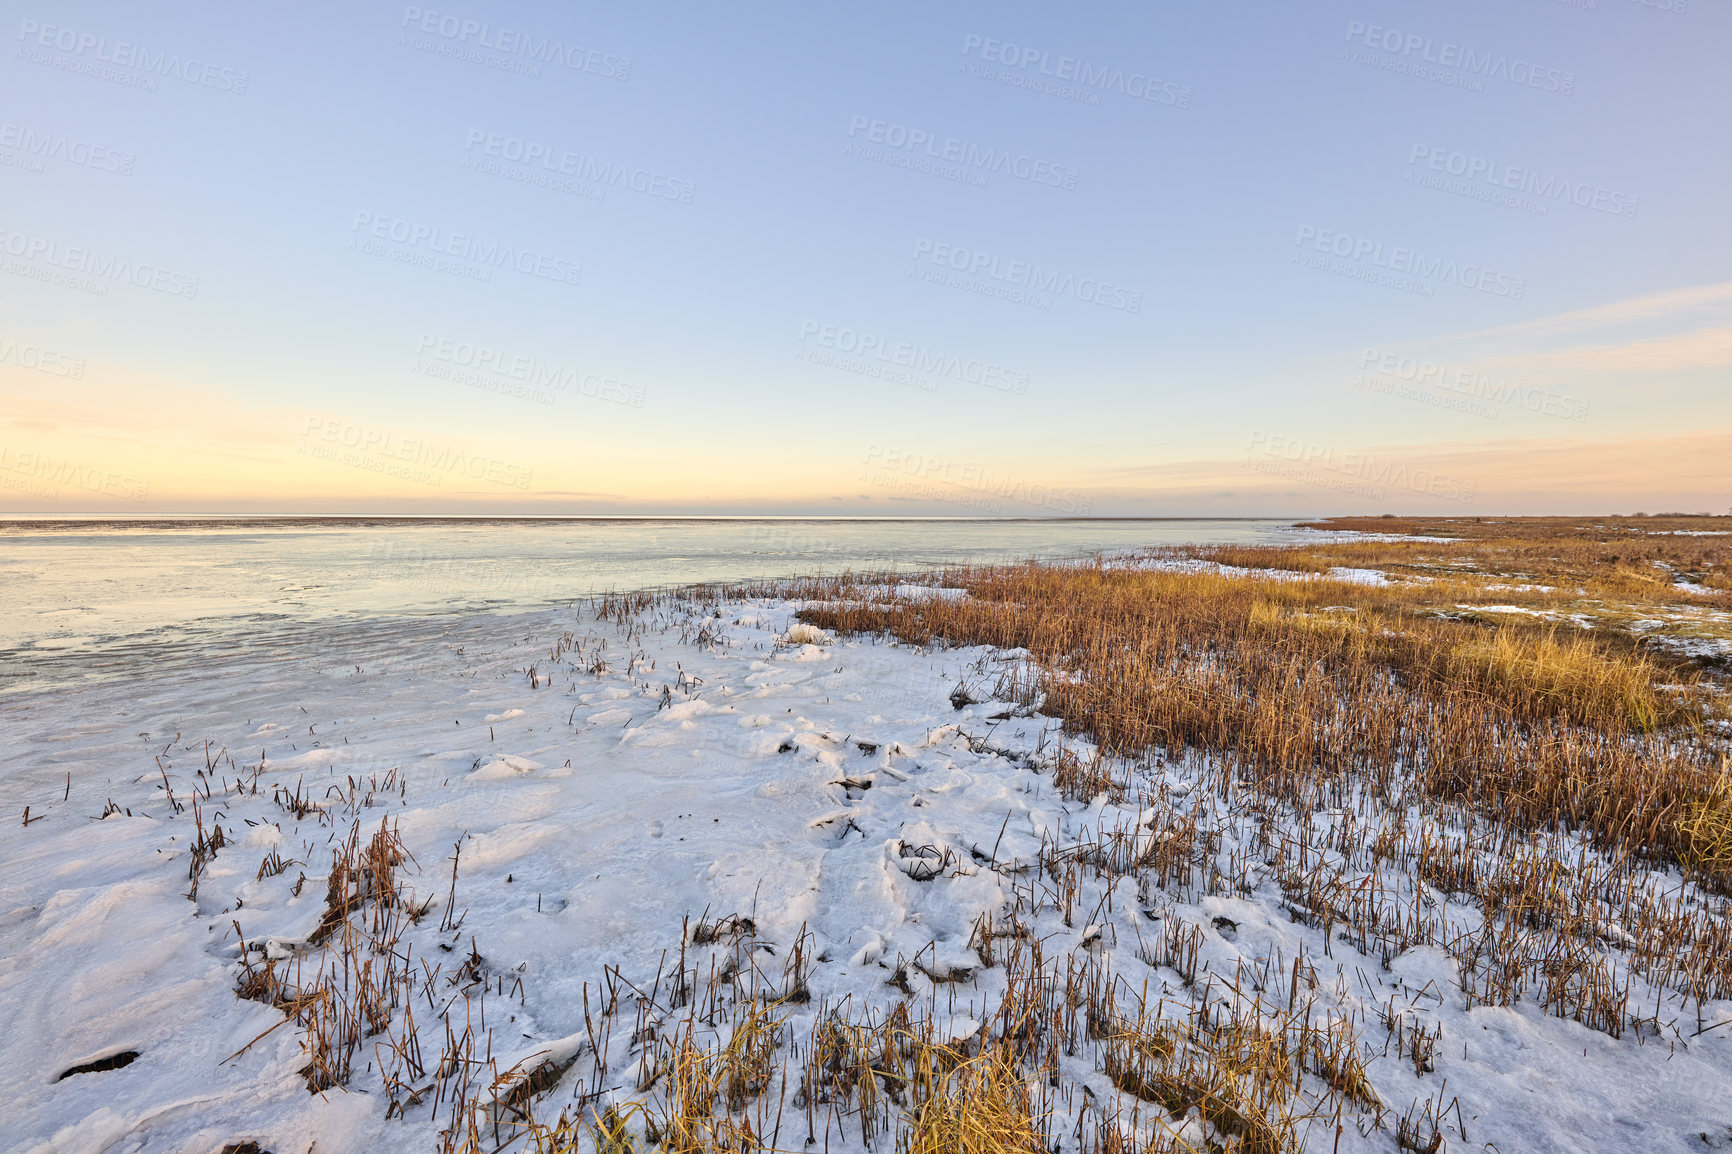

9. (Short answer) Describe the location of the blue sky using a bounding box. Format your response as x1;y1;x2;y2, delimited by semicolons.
2;0;1727;515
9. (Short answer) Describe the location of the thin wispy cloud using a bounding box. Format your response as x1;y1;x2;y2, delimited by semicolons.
1344;281;1732;395
1438;281;1732;346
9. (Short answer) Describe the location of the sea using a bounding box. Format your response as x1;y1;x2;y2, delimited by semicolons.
0;517;1301;692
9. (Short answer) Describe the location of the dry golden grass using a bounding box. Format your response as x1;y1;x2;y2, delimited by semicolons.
1291;513;1732;604
788;537;1724;889
1679;766;1732;876
1437;626;1672;731
904;1045;1046;1154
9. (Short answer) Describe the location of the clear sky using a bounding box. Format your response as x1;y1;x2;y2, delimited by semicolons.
2;0;1727;516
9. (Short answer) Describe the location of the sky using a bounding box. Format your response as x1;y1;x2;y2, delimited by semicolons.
1;0;1727;517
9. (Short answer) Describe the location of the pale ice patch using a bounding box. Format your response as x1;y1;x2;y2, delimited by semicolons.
1327;566;1393;586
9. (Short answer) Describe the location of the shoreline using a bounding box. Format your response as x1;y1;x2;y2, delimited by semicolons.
2;522;1729;1152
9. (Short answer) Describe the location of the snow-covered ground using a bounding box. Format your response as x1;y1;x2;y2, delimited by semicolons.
3;592;1731;1153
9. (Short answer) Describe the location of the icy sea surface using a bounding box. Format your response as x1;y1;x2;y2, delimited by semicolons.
0;517;1294;691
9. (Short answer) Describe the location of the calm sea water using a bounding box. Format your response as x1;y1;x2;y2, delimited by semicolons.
0;517;1298;691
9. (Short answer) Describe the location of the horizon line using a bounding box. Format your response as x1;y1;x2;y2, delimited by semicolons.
0;512;1313;524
